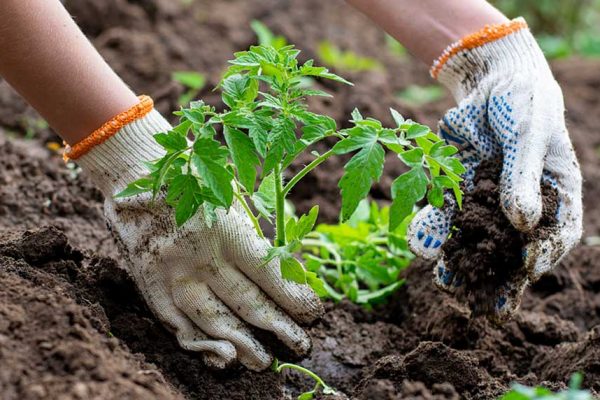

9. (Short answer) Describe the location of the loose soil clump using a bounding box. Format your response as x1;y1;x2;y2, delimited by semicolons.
442;161;559;316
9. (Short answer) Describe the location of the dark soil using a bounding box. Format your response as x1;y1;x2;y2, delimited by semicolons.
442;161;559;316
1;0;600;399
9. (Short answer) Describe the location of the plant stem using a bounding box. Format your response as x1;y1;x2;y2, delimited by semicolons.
274;163;286;247
282;149;335;197
275;363;331;392
233;190;265;240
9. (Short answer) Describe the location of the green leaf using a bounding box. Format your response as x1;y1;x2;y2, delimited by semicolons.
172;71;206;90
297;391;315;400
299;63;353;85
398;148;424;167
397;84;444;107
406;123;430;139
332;126;378;155
295;205;319;240
270;115;296;153
338;140;385;221
350;108;363;122
427;181;444;208
263;142;283;177
356;280;404;304
192;138;233;207
252;172;276;219
175;176;204;226
154;131;188;152
114;177;153;198
280;256;307;284
306;271;327;297
223;126;259;193
221;74;259;107
389;108;405;127
316;41;382;72
389;167;428;231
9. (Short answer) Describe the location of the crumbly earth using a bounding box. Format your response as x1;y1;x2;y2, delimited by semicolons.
442;161;559;316
1;0;600;399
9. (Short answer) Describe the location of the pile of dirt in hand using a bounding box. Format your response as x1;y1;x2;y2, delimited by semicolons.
2;0;600;398
442;161;559;316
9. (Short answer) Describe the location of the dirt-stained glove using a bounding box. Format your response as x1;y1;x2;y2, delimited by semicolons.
69;98;323;371
408;19;583;320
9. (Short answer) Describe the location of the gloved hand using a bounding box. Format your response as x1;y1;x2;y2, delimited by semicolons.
72;100;323;371
408;18;583;320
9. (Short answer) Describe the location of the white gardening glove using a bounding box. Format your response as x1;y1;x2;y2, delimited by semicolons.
74;105;323;371
408;18;582;320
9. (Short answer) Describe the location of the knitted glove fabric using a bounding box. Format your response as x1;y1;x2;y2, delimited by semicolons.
408;19;583;320
73;102;323;371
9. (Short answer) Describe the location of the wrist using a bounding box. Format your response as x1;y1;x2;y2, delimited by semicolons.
431;18;549;100
71;97;171;197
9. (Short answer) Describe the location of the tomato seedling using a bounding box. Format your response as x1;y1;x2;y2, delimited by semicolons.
117;43;465;297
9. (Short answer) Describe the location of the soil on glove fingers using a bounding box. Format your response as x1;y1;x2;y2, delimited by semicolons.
441;161;559;317
1;0;600;399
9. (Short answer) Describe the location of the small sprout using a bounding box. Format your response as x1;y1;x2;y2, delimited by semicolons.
172;71;206;106
397;84;445;107
251;20;288;49
317;41;382;72
500;373;594;400
272;359;337;400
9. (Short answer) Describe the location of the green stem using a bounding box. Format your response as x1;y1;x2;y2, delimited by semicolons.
282;149;335;197
233;190;265;240
275;363;331;391
274;163;286;247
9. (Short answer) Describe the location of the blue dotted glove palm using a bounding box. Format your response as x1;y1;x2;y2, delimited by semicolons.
408;19;583;320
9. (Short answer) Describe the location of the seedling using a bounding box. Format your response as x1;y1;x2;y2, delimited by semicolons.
500;373;595;400
251;20;288;49
303;200;414;305
397;84;445;107
117;44;465;296
172;71;206;106
272;359;336;400
317;40;382;72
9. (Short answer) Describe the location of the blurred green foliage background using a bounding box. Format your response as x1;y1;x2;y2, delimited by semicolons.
492;0;600;58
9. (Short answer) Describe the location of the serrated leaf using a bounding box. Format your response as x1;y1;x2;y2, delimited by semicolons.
192;138;233;207
252;172;276;219
299;64;352;85
306;271;328;297
339;140;385;221
280;256;307;284
154;131;188;153
398;148;424;167
269;116;296;153
224;126;259;193
174;176;204;226
114;177;153;198
427;181;444;208
332;126;378;155
406;124;430;139
389;108;405;127
389;167;428;231
350;108;363;122
263;142;283;177
295;205;319;240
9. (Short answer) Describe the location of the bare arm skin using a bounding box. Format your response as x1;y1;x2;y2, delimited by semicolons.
345;0;509;65
0;0;139;144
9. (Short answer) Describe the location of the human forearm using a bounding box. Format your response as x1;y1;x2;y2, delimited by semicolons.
0;0;139;144
345;0;508;65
